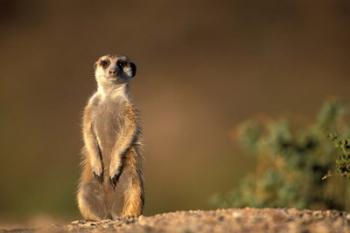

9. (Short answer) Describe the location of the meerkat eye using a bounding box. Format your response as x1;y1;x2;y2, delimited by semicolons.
100;59;110;69
117;60;127;69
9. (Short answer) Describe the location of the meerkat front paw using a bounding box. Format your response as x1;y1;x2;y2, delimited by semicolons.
93;171;104;183
92;162;104;183
109;167;122;189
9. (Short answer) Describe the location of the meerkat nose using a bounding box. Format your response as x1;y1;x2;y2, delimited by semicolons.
109;69;117;75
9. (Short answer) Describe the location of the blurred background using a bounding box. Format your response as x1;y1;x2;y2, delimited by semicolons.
0;0;350;223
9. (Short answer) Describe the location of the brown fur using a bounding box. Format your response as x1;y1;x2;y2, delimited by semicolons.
77;55;144;220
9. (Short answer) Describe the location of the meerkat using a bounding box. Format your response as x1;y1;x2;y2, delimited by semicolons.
77;54;144;220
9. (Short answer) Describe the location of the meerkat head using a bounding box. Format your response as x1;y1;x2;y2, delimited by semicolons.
94;54;136;87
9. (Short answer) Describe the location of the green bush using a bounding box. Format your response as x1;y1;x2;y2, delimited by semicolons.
329;134;350;179
211;101;350;210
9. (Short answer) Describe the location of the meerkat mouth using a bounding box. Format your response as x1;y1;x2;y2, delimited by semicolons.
108;74;128;84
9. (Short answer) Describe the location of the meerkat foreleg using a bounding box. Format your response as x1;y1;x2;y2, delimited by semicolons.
83;109;104;182
109;114;137;188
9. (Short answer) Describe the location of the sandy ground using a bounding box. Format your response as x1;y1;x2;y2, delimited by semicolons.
1;208;349;233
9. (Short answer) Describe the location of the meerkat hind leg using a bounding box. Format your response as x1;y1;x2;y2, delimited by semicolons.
121;174;144;217
78;180;109;220
110;163;144;218
110;171;143;218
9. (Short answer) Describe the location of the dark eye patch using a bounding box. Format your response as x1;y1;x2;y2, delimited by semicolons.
117;60;127;69
100;59;110;68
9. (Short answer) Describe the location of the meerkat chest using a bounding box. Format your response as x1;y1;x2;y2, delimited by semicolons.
92;98;126;155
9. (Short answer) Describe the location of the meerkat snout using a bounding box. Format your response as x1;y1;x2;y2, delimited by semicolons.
109;67;118;75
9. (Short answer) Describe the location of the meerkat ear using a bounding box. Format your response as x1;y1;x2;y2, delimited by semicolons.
130;62;136;78
93;61;98;70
